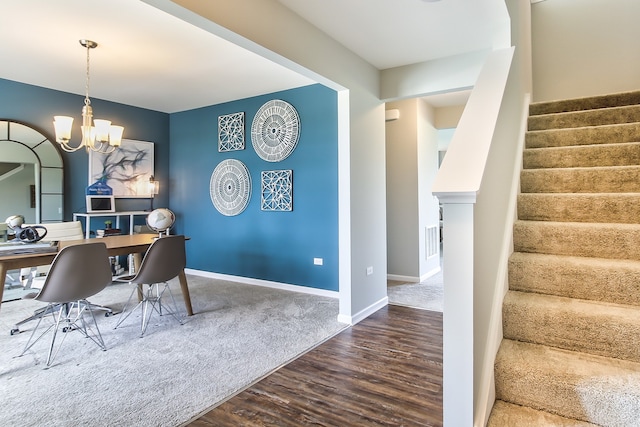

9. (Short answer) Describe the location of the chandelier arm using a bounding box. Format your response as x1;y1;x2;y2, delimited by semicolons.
87;139;116;154
59;140;88;153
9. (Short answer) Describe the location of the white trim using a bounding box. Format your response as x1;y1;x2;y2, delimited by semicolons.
387;265;440;284
184;268;339;299
337;296;388;326
387;274;420;283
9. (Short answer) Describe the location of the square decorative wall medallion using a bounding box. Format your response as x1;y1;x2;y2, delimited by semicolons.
218;112;245;152
261;170;292;211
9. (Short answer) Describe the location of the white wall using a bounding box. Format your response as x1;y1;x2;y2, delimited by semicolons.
385;98;442;282
385;99;420;279
416;99;441;280
532;0;640;101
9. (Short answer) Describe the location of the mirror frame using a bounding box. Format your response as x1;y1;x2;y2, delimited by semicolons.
0;120;64;223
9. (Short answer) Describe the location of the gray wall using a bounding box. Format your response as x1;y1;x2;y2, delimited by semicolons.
532;0;640;101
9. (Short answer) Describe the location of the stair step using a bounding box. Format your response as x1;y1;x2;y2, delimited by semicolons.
509;252;640;306
504;291;640;362
526;122;640;149
520;165;640;193
523;142;640;169
528;104;640;131
513;220;640;260
488;400;598;426
529;90;640;116
495;339;640;425
517;193;640;223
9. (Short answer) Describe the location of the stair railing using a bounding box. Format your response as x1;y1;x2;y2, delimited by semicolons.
432;46;529;427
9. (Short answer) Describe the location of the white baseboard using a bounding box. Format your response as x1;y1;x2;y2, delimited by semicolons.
387;274;419;282
337;296;388;325
388;265;440;284
184;268;339;299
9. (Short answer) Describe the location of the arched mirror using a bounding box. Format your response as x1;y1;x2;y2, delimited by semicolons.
0;120;63;225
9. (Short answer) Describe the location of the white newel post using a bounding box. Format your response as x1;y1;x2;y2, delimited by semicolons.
441;200;475;426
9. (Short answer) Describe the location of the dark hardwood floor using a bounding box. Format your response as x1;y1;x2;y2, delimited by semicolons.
186;305;443;426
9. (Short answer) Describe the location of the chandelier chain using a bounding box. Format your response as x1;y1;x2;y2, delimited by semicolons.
84;42;91;107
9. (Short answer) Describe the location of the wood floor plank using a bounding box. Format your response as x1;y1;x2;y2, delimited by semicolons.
186;305;443;427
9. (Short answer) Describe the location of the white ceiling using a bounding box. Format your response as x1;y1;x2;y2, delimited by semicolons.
0;0;506;114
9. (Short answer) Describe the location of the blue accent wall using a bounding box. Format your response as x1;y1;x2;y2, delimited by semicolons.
0;78;170;230
169;84;339;291
1;78;339;291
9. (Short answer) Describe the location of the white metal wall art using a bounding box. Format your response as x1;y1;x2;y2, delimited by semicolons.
251;99;300;162
261;170;292;211
218;112;245;152
210;159;251;216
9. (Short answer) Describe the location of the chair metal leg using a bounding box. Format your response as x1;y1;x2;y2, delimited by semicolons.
114;281;183;337
20;300;106;367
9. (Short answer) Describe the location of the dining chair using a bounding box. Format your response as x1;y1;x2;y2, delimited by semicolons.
18;241;113;367
113;235;186;337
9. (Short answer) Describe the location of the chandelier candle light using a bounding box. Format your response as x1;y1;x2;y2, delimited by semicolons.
53;39;124;153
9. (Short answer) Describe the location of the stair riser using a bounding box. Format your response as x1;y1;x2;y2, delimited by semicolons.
526;122;640;149
530;91;640;116
521;167;640;193
503;292;640;362
509;253;640;306
517;193;640;224
528;104;640;131
495;340;640;425
523;143;640;169
488;400;598;426
513;221;640;260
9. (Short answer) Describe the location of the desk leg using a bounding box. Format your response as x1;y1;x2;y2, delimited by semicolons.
178;270;194;316
0;263;6;313
133;253;144;302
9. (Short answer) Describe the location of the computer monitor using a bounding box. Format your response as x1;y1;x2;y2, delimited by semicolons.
86;195;116;213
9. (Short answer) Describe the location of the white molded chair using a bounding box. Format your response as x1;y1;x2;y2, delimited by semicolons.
19;242;113;367
114;235;186;337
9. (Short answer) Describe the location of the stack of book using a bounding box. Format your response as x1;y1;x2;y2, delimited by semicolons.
96;228;121;238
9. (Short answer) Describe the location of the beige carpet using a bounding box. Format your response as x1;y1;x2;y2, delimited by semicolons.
488;90;640;426
387;269;443;312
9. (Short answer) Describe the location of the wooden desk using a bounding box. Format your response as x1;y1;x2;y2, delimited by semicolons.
0;234;193;316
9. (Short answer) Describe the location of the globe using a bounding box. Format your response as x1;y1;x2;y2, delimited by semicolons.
146;208;175;236
5;214;25;231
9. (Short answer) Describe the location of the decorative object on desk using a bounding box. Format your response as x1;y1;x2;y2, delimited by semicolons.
52;40;123;154
148;175;159;210
218;111;245;152
210;159;251;216
4;215;47;243
86;179;113;195
261;170;293;211
146;208;175;237
86;194;116;213
88;139;154;197
104;220;112;230
96;228;121;238
251;99;300;162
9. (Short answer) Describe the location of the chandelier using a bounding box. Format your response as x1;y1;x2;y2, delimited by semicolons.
53;39;123;153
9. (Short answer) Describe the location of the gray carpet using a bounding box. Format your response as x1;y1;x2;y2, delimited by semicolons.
0;275;346;426
387;269;444;312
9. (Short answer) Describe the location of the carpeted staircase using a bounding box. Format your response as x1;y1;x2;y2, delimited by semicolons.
487;90;640;426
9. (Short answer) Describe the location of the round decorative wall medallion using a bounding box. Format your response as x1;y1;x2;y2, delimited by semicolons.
251;99;300;162
210;159;251;216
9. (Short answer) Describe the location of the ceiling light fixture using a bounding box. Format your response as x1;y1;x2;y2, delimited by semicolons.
53;39;123;153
